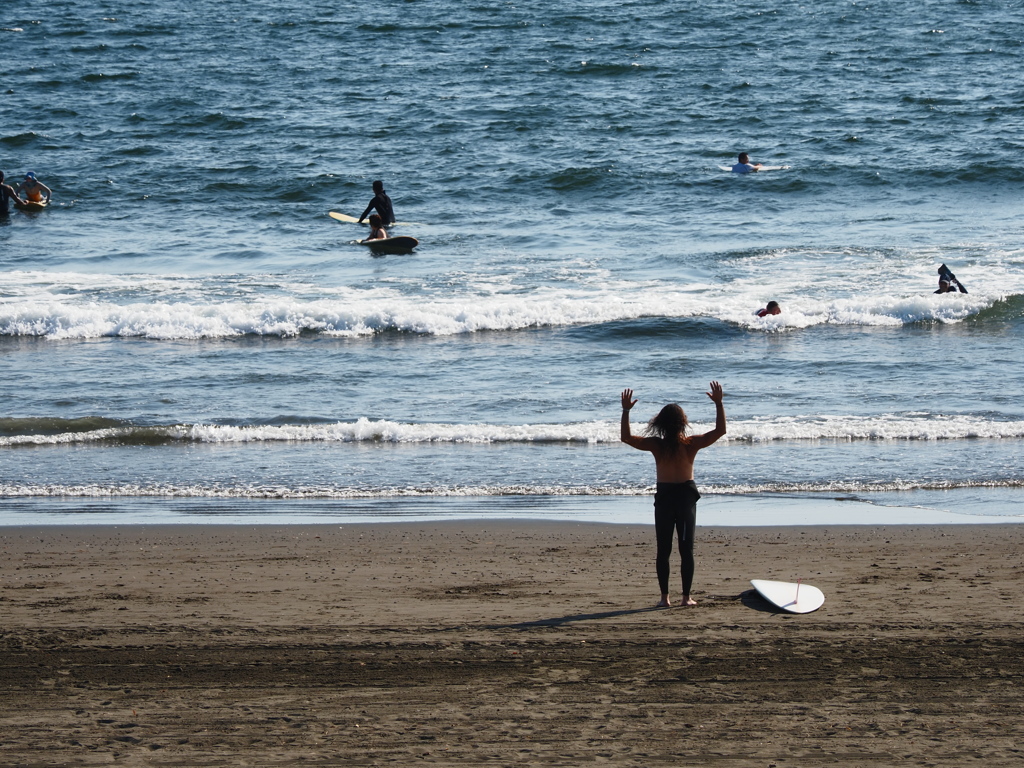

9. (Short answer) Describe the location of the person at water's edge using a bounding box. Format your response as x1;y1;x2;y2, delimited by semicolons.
358;180;395;225
620;382;726;607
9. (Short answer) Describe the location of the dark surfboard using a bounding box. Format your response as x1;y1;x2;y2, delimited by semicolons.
361;236;419;253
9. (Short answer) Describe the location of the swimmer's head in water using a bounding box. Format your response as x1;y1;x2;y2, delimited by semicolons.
766;301;779;311
372;180;384;193
646;403;689;451
738;153;749;163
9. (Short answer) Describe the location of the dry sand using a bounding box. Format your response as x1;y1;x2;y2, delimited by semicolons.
2;520;1023;766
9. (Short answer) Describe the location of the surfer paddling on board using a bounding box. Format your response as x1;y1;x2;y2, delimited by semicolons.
357;180;395;226
0;171;28;216
362;214;388;242
620;382;726;608
16;171;51;204
731;153;762;174
935;264;967;294
757;301;781;317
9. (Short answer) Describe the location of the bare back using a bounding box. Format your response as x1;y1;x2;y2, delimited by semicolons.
648;439;700;482
619;383;726;482
626;434;719;482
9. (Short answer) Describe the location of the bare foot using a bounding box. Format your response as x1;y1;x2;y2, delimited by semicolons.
657;597;672;608
681;596;697;606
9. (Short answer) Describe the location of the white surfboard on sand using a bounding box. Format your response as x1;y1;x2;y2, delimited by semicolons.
718;165;791;172
750;579;825;614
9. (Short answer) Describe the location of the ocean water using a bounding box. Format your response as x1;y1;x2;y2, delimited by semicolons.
2;0;1023;525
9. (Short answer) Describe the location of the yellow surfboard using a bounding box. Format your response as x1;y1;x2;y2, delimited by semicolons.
15;199;49;212
329;211;420;226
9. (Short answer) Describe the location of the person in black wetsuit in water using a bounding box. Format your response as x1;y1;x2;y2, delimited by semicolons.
620;382;727;608
934;264;967;294
357;180;395;226
0;171;27;216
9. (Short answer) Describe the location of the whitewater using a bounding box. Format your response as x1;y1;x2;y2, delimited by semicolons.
2;0;1023;524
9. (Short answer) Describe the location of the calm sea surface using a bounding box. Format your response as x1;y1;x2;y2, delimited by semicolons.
2;0;1023;524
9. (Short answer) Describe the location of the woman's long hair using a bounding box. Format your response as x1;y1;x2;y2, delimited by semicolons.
645;403;689;453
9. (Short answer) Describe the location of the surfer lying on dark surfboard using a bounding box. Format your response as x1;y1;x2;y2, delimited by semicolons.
362;214;388;242
935;264;967;294
620;382;726;608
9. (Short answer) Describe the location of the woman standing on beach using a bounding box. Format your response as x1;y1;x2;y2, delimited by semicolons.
620;382;726;608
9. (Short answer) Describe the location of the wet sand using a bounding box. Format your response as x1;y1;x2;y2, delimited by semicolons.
2;521;1023;766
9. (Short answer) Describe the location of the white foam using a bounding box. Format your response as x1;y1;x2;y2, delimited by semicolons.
1;477;1022;500
728;413;1024;442
0;290;1008;339
3;414;1024;447
0;266;1016;339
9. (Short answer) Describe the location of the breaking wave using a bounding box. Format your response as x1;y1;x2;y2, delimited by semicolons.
0;271;1011;339
3;477;1024;499
4;414;1024;447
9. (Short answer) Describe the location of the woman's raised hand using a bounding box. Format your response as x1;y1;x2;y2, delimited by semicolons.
621;388;637;411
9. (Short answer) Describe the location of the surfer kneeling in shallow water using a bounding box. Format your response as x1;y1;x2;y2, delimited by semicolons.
17;171;51;204
362;214;388;242
620;382;726;608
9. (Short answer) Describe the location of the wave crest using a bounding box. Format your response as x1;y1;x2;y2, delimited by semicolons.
3;414;1024;447
2;477;1023;499
0;291;1011;340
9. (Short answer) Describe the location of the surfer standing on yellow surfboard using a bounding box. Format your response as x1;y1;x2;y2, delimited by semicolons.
17;171;51;204
0;171;28;215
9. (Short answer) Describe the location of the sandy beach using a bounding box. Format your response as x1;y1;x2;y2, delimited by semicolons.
2;520;1023;766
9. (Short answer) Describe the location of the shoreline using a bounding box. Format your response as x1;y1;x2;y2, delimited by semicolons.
3;521;1023;765
1;489;1021;527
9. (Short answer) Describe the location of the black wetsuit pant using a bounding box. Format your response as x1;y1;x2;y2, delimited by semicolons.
654;481;700;597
